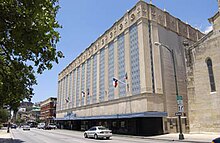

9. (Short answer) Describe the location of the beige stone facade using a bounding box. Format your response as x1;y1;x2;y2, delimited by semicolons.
186;2;220;133
57;1;202;134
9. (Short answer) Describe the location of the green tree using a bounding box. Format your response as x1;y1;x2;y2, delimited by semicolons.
0;0;64;108
0;108;9;124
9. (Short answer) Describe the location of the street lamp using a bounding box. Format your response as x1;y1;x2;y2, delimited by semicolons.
154;42;184;140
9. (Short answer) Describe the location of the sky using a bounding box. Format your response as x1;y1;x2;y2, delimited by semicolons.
32;0;218;103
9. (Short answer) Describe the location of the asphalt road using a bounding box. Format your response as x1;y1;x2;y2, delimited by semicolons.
10;128;192;143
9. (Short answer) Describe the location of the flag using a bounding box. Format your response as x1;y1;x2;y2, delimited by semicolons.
82;91;85;97
87;88;90;96
65;97;70;103
113;78;118;88
124;72;128;80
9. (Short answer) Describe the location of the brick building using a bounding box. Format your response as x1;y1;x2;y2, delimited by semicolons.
40;97;57;123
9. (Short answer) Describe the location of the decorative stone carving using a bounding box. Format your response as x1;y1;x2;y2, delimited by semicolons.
124;18;128;24
119;23;123;31
114;27;117;36
137;7;141;17
110;32;113;38
130;14;135;22
166;13;177;33
188;26;197;41
150;6;157;21
157;9;165;26
105;35;108;42
178;20;188;38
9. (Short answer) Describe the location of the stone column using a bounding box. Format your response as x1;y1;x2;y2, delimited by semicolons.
96;51;100;103
124;29;131;96
84;61;87;106
137;19;147;93
104;46;109;101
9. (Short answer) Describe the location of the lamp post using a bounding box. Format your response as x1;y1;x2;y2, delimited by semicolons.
154;42;184;140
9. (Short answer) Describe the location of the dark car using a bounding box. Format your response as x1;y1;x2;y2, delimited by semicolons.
212;137;220;143
11;124;17;129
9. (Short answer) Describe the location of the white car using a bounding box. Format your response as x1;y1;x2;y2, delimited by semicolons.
23;125;30;131
84;126;112;139
45;123;57;130
37;123;45;129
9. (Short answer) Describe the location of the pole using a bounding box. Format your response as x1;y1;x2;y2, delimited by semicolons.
171;49;184;140
154;42;184;140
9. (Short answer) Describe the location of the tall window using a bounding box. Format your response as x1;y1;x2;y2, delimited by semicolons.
86;58;91;105
76;67;81;107
118;34;126;97
92;55;97;104
206;58;216;92
108;42;114;100
99;48;105;102
129;24;140;95
81;63;85;106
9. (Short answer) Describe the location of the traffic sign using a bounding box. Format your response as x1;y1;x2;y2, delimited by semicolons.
177;100;183;105
175;112;182;116
178;105;184;113
176;95;183;100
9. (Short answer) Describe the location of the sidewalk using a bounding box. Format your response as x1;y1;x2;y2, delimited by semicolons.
144;133;219;143
0;127;13;143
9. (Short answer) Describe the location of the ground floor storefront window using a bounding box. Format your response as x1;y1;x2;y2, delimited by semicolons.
56;117;163;136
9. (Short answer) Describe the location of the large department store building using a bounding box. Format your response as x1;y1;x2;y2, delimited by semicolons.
56;1;203;135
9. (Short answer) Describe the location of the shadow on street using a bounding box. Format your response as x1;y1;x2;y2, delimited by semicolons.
0;138;24;143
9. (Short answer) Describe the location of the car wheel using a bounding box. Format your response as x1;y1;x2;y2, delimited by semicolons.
106;137;110;140
84;133;88;138
94;134;98;139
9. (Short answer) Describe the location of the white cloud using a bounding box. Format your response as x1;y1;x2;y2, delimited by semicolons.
204;25;213;34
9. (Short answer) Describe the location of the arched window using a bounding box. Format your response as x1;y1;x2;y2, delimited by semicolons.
206;58;216;92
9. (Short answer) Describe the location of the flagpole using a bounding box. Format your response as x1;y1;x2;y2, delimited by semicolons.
113;77;126;85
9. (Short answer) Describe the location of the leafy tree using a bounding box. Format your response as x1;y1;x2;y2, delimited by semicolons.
0;108;9;124
0;0;64;108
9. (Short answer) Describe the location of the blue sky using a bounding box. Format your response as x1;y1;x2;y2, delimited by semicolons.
32;0;218;103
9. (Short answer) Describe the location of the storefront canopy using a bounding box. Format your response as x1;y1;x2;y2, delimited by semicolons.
55;111;167;121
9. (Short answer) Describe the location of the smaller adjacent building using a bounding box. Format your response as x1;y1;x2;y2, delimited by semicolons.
186;1;220;133
40;97;57;123
16;101;34;122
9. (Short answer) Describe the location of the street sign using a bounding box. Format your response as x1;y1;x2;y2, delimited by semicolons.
176;95;183;100
177;100;183;105
175;112;182;116
178;105;184;113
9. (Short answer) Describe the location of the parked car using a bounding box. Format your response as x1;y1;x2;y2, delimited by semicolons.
11;124;17;129
84;126;112;139
37;123;45;129
45;123;57;130
212;137;220;143
23;125;30;131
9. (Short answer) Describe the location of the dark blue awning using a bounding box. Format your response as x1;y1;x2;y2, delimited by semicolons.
55;111;167;121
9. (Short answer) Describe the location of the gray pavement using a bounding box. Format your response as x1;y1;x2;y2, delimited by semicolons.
0;127;219;143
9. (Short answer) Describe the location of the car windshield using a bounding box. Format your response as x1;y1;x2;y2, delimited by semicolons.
98;127;108;130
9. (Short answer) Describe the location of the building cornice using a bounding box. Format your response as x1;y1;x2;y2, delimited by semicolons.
58;1;204;80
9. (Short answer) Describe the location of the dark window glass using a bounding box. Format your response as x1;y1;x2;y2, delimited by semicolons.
206;58;216;92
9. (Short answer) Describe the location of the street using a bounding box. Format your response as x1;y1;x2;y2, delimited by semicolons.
8;128;197;143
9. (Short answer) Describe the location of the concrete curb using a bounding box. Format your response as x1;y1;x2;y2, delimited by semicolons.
143;137;210;143
112;134;210;143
